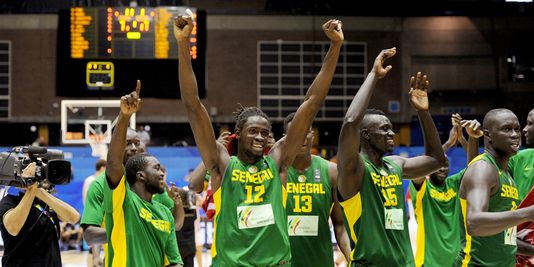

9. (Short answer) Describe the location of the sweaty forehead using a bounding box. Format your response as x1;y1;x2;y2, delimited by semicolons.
364;114;391;129
491;111;519;129
145;156;160;166
243;116;271;130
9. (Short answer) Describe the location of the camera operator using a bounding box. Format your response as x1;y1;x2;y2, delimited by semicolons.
0;162;80;267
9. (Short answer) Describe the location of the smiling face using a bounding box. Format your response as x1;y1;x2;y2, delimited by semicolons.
141;156;166;195
236;115;271;161
362;114;395;154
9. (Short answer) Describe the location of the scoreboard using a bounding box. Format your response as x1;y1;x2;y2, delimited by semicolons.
70;7;198;59
56;6;206;99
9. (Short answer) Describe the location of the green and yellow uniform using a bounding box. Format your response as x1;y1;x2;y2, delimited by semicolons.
509;148;534;200
340;156;414;266
286;155;333;267
409;169;464;267
455;153;519;267
81;172;107;227
103;176;183;267
212;156;291;266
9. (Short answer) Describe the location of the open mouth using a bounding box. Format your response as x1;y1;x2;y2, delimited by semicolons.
510;142;520;151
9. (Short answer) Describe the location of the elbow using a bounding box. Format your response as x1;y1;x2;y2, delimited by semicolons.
466;216;483;236
5;224;21;236
64;211;81;224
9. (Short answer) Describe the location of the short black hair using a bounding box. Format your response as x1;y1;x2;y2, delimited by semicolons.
125;153;152;185
283;112;296;133
233;103;271;131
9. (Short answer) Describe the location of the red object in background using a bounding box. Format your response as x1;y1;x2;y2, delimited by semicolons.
516;186;534;266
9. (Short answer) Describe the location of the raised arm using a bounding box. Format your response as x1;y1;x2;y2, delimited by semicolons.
174;14;228;191
389;72;447;179
336;48;396;200
188;131;232;192
442;117;459;152
462;160;534;236
106;81;141;189
453;113;468;149
271;19;343;177
36;188;80;223
461;119;483;163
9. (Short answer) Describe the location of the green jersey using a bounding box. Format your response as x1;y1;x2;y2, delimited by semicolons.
340;156;414;267
286;155;333;267
81;171;107;227
509;148;534;200
103;176;183;267
455;153;519;267
212;156;291;266
153;190;175;212
409;169;464;267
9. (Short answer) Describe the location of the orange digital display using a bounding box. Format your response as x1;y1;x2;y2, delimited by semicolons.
70;7;199;59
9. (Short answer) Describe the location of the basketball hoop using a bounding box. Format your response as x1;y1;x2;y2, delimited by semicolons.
89;133;108;160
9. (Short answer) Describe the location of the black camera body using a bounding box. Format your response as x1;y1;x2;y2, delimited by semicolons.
0;146;72;188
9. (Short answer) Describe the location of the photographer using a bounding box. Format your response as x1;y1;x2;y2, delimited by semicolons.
0;162;80;267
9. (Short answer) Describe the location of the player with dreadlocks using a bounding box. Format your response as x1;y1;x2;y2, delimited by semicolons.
174;12;344;266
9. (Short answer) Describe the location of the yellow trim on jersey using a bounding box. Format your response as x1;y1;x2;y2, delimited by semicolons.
460;198;472;267
468;153;485;166
110;176;127;267
282;185;287;208
414;180;427;267
339;193;362;261
211;188;222;258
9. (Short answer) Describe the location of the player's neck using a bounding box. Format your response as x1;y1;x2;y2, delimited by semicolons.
237;149;263;165
292;153;312;172
485;146;510;171
131;183;153;202
361;146;384;166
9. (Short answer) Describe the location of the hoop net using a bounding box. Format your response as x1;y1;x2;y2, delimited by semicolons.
89;133;109;160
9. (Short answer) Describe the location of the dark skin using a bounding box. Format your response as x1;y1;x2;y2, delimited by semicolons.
83;130;144;247
458;109;534;241
412;116;482;189
284;122;351;261
524;109;534;147
175;16;343;192
337;47;447;200
104;81;181;267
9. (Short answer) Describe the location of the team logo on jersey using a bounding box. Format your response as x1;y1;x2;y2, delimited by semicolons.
298;175;306;183
314;169;321;182
248;166;258;173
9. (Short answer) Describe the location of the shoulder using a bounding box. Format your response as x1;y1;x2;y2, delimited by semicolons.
464;159;498;184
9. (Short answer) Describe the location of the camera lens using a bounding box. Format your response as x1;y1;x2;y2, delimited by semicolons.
44;160;72;185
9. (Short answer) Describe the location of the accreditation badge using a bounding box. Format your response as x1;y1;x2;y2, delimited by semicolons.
287;215;319;236
384;208;404;230
237;204;275;229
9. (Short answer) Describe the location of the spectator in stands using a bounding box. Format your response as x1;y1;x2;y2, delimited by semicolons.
60;221;84;250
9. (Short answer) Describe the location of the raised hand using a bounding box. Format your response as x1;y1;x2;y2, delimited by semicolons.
173;9;194;41
322;19;344;43
216;131;232;147
165;182;183;208
120;80;141;116
409;72;429;111
461;119;483;138
372;47;396;79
